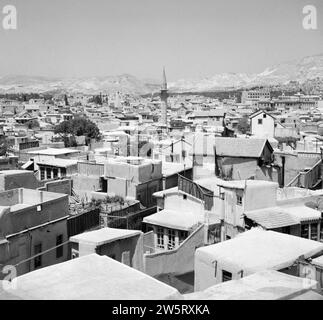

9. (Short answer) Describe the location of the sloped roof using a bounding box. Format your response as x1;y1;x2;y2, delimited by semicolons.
245;207;300;229
312;255;323;268
186;135;273;158
214;137;272;158
245;204;321;229
249;110;276;120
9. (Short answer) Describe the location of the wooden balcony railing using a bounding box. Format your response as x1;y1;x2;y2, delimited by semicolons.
287;159;322;189
178;174;214;211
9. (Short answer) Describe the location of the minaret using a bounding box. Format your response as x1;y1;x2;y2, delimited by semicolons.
160;67;168;127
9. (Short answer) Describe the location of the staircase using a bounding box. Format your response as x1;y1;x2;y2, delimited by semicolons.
286;159;322;189
71;188;81;203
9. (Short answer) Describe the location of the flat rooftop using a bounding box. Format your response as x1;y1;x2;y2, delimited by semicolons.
27;148;80;156
162;163;192;177
185;270;318;300
0;254;182;300
143;209;200;231
153;186;178;198
70;227;142;246
105;156;161;166
0;170;32;176
196;229;323;274
291;291;323;300
0;188;67;211
35;158;78;168
196;177;278;191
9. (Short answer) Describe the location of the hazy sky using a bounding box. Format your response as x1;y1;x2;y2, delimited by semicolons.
1;0;323;81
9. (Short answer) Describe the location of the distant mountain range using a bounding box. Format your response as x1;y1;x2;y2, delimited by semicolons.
0;74;161;95
1;53;323;95
168;53;323;92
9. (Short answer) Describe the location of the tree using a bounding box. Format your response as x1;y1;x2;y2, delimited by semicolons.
89;95;102;105
237;116;250;134
0;136;13;156
26;119;39;130
64;94;69;106
54;117;101;147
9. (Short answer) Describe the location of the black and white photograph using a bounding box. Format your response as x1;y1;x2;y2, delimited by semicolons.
0;0;323;304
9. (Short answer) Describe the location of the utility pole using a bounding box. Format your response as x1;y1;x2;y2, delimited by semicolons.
281;156;286;188
214;146;220;177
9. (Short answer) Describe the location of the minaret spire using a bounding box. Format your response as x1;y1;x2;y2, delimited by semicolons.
160;67;168;128
162;66;167;90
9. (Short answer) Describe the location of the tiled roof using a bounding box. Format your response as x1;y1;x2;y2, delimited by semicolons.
245;207;299;229
245;204;322;229
249;110;276;120
186;134;272;158
214;137;270;158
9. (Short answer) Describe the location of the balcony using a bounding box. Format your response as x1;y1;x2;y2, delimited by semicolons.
178;174;214;211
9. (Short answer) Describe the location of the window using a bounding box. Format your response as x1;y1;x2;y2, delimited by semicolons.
157;227;164;249
258;119;263;125
301;224;309;239
167;229;176;250
311;223;318;241
40;168;45;181
61;168;66;177
320;225;323;242
34;243;42;269
222;270;232;282
179;231;188;245
53;168;58;179
56;235;63;258
236;194;242;206
183;194;187;200
46;168;51;180
263;114;267;118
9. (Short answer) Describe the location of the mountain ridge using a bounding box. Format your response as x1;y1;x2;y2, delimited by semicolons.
1;53;323;94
